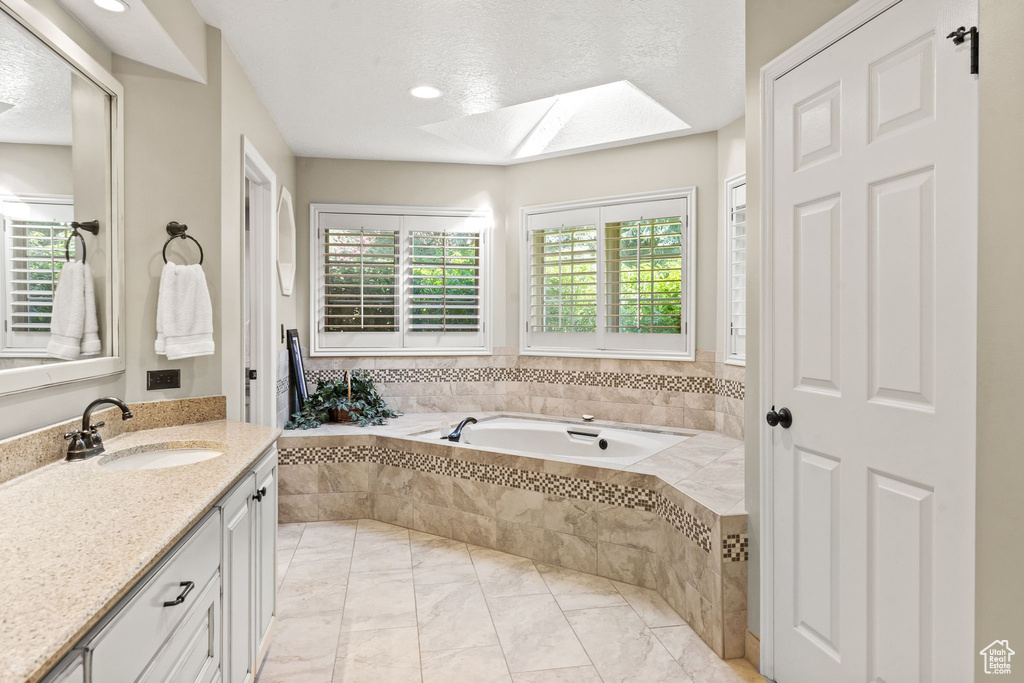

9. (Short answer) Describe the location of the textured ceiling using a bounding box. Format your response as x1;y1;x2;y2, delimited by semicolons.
0;13;74;145
192;0;745;164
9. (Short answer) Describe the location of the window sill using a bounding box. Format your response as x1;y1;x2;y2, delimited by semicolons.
311;347;493;358
520;347;696;363
0;351;50;359
724;357;746;367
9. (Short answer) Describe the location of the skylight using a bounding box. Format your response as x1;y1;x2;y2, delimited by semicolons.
419;81;690;162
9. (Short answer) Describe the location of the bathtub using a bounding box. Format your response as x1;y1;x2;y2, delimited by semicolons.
457;417;686;467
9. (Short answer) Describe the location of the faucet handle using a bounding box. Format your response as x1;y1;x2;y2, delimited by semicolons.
89;421;105;431
64;430;82;440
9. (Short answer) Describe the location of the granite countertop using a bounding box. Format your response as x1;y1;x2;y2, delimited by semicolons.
0;419;281;683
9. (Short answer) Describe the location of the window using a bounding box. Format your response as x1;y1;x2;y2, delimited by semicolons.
1;196;75;356
724;176;746;364
311;205;490;355
523;190;694;360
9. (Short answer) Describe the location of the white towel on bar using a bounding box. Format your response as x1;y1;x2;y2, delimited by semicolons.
46;261;100;360
155;262;215;360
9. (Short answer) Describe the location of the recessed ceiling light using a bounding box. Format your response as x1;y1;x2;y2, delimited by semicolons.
93;0;129;12
409;85;442;99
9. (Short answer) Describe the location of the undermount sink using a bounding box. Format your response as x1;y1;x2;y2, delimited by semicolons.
100;444;226;471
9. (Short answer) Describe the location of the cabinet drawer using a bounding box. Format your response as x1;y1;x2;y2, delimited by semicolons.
141;573;221;683
89;511;221;682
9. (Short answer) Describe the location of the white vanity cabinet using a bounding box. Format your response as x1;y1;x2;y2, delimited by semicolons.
42;447;278;683
222;448;278;683
253;452;278;659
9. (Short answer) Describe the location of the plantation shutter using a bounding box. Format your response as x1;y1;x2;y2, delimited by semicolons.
526;207;600;349
317;212;401;349
726;181;746;362
601;198;687;353
404;215;486;349
2;197;75;352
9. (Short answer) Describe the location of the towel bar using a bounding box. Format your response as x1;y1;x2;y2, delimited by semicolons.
162;221;204;265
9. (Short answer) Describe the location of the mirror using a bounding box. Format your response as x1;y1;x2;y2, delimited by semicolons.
277;185;296;296
0;4;122;390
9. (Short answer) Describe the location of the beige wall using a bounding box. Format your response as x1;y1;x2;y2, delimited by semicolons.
220;38;297;420
112;26;224;405
743;0;860;638
976;0;1024;678
0;143;72;196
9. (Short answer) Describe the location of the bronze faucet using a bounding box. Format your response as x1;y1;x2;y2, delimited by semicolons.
65;397;133;461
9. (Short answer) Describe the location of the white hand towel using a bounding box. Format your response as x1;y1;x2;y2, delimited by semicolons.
80;263;101;356
46;261;86;360
155;262;215;360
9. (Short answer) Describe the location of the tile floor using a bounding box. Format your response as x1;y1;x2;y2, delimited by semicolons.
258;520;764;683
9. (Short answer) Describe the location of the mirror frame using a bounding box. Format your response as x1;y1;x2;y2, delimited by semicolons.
277;185;296;296
0;0;125;397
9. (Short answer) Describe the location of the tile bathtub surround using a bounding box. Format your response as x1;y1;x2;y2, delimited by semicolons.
277;429;749;659
264;519;765;683
0;395;227;486
299;347;746;439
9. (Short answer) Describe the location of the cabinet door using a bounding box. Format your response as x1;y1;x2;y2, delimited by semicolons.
222;473;256;683
253;450;278;661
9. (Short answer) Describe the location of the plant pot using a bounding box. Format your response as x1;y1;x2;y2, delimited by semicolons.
327;407;357;423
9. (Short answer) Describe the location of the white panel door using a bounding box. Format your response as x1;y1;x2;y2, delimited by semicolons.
770;0;977;681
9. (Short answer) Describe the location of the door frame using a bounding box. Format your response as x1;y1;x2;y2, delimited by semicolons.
758;0;907;677
241;138;277;426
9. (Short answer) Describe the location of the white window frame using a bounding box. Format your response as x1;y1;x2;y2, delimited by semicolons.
723;174;747;366
0;194;75;358
520;187;696;361
309;203;492;357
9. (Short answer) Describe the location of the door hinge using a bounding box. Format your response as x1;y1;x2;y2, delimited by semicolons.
248;369;258;380
947;26;979;75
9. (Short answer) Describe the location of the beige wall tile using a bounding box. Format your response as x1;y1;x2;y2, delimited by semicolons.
497;520;547;562
543;495;600;539
544;530;598;574
495;486;545;527
319;462;369;493
280;493;319;523
319;492;372;521
280;463;319;495
413;502;454;538
596;542;658;589
452;478;500;517
597;506;661;553
451;509;498;548
374;493;414;528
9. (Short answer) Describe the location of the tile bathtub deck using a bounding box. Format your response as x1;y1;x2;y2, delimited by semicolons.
283;412;747;516
259;520;764;683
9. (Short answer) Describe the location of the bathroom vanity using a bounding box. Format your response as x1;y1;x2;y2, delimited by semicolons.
0;420;279;683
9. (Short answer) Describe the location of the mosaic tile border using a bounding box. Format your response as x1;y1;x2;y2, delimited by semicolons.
275;377;289;396
722;533;749;562
279;443;714;553
304;367;745;401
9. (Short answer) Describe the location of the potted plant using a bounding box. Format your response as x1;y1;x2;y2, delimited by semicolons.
286;369;400;429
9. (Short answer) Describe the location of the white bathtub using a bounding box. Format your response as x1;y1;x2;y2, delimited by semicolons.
457;417;686;467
